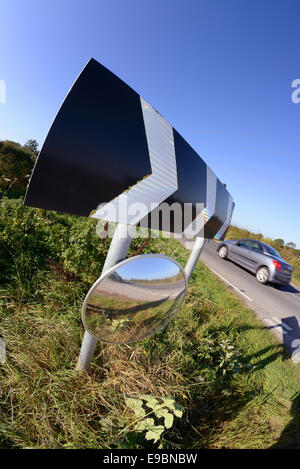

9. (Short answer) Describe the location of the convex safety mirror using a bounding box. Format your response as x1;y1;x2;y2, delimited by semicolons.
82;254;187;344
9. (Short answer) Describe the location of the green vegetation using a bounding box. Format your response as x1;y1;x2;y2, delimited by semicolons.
23;139;39;158
226;225;300;286
124;395;183;445
85;294;177;344
0;140;37;192
1;197;300;449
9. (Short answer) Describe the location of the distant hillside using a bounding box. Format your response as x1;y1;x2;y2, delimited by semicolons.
225;225;300;285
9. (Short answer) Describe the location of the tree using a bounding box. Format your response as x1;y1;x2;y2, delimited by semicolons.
24;139;39;157
286;242;296;249
0;140;34;191
274;238;285;247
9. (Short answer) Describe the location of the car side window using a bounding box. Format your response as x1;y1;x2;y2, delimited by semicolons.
246;240;263;252
252;242;263;252
245;240;253;249
240;240;252;249
239;240;249;248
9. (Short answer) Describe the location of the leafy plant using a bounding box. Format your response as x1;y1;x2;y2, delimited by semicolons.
124;395;183;444
196;334;250;379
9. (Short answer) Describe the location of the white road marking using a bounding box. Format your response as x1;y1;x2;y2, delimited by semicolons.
263;318;287;335
291;340;300;363
271;316;293;331
205;264;253;302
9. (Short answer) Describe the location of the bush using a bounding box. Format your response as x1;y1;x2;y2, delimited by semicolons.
0;198;150;296
0;198;69;294
0;141;34;191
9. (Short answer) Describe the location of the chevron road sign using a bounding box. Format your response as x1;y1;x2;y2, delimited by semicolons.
25;58;234;240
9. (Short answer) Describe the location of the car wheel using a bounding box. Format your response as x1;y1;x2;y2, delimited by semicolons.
256;266;269;284
218;246;228;259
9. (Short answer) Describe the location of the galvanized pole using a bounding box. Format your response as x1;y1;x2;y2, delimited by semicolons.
184;236;207;281
77;223;133;371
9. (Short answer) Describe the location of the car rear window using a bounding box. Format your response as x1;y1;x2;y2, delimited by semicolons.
265;245;281;258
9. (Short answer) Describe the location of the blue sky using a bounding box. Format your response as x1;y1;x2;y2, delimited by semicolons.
1;0;299;246
117;257;180;281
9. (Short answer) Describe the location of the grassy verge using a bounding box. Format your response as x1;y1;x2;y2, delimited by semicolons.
1;199;300;449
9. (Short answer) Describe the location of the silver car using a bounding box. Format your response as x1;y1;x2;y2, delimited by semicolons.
217;239;293;285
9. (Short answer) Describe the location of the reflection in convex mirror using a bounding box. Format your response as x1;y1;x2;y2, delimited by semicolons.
82;254;187;344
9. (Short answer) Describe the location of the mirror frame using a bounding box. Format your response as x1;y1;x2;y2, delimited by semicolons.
81;253;188;343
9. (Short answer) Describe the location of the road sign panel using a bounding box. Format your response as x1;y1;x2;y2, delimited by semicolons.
25;58;234;239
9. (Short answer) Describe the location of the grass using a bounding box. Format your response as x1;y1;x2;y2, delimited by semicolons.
1;198;300;448
85;294;177;344
1;229;300;446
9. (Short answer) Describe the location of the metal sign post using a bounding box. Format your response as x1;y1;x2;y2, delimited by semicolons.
77;223;132;370
184;237;207;281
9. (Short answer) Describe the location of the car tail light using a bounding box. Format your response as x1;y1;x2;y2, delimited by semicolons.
272;260;281;272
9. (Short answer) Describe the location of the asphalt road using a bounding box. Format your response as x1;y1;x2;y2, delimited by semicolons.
182;239;300;355
95;277;185;302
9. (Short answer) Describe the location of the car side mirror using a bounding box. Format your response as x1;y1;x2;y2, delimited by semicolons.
235;241;240;246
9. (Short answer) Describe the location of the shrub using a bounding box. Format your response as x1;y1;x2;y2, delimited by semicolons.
0;198;69;296
0;141;34;191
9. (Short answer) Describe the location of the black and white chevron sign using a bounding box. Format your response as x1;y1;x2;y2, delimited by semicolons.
25;58;234;240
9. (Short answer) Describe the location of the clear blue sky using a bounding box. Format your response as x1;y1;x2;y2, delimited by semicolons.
1;0;299;246
117;257;180;281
